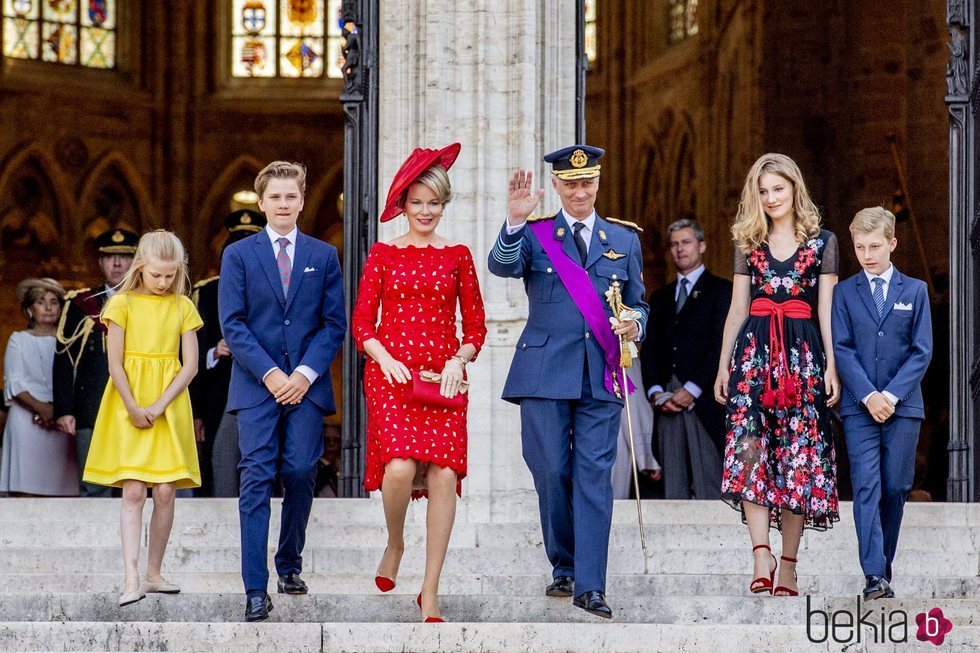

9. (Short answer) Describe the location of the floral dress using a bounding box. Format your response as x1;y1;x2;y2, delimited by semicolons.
720;229;839;531
352;243;487;499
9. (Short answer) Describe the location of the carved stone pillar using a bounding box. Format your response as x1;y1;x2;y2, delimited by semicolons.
378;0;577;495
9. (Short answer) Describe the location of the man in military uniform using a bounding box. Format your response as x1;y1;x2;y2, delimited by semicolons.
54;228;138;497
488;145;649;619
191;209;266;497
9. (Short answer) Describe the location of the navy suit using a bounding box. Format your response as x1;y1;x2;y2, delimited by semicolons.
219;229;346;594
489;211;648;594
832;267;932;581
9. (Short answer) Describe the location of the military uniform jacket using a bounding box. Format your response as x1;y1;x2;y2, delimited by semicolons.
639;270;732;450
189;277;231;434
488;211;649;404
53;287;110;430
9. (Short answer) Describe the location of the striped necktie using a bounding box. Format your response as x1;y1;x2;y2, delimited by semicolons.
277;237;291;297
872;277;885;317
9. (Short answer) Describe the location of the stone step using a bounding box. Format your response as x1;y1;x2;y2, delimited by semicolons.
1;572;977;599
1;621;976;653
1;592;977;625
2;545;975;577
4;496;979;527
3;520;978;553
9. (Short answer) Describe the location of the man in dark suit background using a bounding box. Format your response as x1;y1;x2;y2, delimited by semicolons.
640;218;731;499
53;228;138;497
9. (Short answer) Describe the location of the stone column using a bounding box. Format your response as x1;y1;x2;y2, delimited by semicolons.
379;0;577;495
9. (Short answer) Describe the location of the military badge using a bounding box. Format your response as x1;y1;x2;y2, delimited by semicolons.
598;230;607;241
602;250;626;261
111;230;125;243
556;227;566;238
569;149;588;169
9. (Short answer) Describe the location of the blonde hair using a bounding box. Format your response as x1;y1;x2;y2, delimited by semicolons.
255;161;307;198
396;166;453;209
732;153;822;254
850;206;896;240
115;230;191;297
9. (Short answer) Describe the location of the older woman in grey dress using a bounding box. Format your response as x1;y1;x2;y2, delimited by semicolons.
0;278;78;496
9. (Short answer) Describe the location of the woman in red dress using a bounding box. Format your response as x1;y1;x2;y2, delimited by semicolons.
352;143;487;622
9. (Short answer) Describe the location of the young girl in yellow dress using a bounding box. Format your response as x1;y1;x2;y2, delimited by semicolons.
83;230;203;607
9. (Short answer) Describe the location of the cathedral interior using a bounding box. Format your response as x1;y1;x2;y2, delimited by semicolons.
0;0;952;498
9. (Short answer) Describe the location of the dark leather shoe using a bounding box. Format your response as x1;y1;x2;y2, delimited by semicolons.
863;575;895;600
573;590;613;619
545;575;574;597
244;593;273;622
277;573;308;595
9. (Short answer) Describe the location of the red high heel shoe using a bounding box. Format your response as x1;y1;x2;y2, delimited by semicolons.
773;555;799;597
749;544;777;595
374;547;397;593
417;592;444;623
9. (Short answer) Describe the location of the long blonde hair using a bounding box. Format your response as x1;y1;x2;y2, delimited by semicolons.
115;230;191;297
732;153;822;254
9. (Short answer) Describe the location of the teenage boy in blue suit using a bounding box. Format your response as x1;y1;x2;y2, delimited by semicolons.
832;207;932;600
219;161;347;621
489;145;648;619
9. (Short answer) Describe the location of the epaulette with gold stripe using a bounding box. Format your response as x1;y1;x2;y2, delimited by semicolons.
526;214;555;223
605;217;643;233
63;287;92;301
193;275;219;289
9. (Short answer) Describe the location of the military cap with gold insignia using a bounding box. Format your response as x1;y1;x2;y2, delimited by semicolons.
94;228;139;255
543;144;605;181
224;209;267;244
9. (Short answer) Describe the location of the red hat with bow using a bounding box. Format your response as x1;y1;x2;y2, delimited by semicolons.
379;143;461;223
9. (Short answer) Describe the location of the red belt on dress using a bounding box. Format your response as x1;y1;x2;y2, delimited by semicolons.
749;298;812;410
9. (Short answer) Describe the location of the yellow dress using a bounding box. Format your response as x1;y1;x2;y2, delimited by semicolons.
83;292;204;489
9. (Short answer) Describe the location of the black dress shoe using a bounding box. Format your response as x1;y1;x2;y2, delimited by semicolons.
545;576;574;597
277;573;308;595
863;575;895;600
573;590;613;619
244;593;273;622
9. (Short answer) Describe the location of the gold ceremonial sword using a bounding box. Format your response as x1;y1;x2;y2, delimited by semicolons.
605;281;650;574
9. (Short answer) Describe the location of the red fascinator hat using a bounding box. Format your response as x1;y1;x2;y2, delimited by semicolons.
379;142;461;223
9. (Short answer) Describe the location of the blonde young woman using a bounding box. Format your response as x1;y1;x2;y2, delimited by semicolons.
713;153;840;597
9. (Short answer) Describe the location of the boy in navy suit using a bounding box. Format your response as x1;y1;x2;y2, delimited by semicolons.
219;161;346;621
832;207;932;600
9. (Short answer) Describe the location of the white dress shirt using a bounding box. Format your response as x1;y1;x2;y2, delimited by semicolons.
861;263;898;407
261;224;317;386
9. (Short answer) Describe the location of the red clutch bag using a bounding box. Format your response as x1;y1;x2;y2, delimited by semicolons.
409;370;468;410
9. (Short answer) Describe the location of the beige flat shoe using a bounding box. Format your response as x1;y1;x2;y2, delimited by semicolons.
143;580;181;594
118;588;146;607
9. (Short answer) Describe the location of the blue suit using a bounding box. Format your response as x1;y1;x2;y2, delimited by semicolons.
832;267;932;581
219;229;346;594
488;211;648;594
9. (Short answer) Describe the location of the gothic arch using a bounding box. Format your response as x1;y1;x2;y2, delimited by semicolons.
196;154;266;271
0;143;73;226
77;150;158;239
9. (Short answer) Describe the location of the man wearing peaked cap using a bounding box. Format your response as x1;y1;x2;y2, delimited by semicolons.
488;145;649;619
53;227;138;497
190;209;267;497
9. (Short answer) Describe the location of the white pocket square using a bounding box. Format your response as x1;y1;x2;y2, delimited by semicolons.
893;302;912;311
304;266;317;273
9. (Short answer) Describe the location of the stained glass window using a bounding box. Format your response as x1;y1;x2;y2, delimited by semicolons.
584;1;596;65
668;0;698;44
231;0;344;79
2;0;115;68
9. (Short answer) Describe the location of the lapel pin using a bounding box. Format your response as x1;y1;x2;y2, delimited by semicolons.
555;227;566;239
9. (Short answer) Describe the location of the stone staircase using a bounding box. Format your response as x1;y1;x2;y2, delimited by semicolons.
0;493;978;652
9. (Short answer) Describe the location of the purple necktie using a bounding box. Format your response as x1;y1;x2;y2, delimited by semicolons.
276;237;291;297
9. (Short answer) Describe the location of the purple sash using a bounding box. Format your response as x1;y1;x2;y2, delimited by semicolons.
529;220;635;397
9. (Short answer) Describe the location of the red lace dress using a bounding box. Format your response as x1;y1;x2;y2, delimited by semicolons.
352;243;487;497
